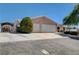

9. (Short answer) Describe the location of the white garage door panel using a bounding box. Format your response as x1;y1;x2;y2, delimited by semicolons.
32;24;40;32
0;24;1;32
33;24;57;33
41;24;57;33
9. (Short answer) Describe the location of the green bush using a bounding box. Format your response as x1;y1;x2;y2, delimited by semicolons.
19;17;33;33
17;27;21;33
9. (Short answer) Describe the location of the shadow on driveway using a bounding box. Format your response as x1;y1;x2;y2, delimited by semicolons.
58;33;79;40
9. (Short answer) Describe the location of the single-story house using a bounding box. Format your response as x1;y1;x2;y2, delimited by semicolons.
0;16;61;33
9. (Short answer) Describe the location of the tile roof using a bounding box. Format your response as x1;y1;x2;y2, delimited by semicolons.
32;16;57;25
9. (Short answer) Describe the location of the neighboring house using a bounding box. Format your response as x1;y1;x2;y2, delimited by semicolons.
0;16;61;33
0;22;16;32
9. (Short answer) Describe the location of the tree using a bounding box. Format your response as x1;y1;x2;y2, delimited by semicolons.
63;16;70;25
19;17;33;33
63;4;79;25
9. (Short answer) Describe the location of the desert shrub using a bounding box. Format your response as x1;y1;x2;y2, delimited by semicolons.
19;17;33;33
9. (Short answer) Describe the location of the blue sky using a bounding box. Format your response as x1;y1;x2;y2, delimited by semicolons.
0;3;75;24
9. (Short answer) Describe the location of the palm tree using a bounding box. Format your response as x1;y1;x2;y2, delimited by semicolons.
63;4;79;26
63;4;79;32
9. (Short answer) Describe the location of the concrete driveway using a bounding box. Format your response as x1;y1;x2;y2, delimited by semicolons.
0;33;68;42
0;33;79;55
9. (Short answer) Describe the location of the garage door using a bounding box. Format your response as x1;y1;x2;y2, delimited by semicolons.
33;24;57;33
41;24;57;33
32;24;40;32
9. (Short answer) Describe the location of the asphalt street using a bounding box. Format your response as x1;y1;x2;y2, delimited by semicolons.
0;33;79;55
